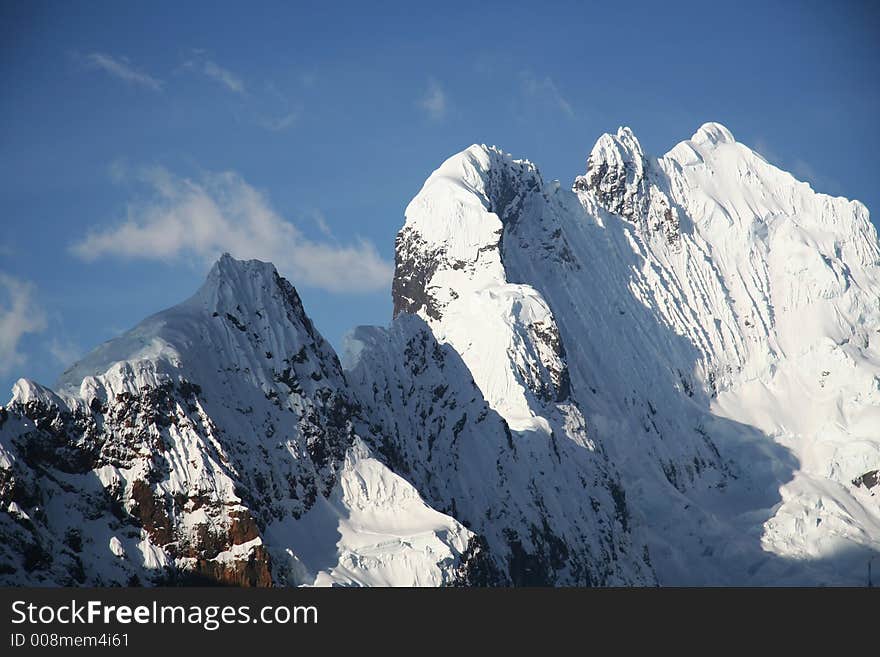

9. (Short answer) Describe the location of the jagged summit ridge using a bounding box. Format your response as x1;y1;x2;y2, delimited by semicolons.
387;122;880;584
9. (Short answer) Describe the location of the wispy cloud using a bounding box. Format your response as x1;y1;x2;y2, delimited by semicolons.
69;167;393;293
200;59;245;94
312;210;333;238
183;52;245;94
792;159;841;195
520;72;574;118
752;138;781;165
257;82;302;131
48;337;81;368
84;52;163;92
418;79;447;121
0;273;47;375
753;137;841;195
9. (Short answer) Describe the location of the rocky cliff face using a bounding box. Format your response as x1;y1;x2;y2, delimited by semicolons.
3;122;880;586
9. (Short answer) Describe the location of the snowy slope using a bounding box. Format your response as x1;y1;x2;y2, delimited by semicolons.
345;314;653;585
380;123;880;585
0;255;472;586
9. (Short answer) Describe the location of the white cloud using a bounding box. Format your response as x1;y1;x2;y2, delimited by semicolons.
48;338;81;367
70;167;393;294
521;72;574;118
85;53;163;92
183;53;245;94
202;60;245;94
313;210;333;238
418;79;447;121
0;274;47;375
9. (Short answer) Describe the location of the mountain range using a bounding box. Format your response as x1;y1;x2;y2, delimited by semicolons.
2;122;879;586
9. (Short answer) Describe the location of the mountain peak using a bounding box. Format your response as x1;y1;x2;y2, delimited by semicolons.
201;253;280;297
399;142;543;255
573;126;648;220
690;122;735;147
50;253;320;395
587;126;645;167
194;253;310;324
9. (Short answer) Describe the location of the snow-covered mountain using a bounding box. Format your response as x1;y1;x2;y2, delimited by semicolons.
0;256;473;586
2;122;879;585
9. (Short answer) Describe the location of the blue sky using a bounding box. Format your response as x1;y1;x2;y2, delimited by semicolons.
1;0;878;397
